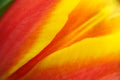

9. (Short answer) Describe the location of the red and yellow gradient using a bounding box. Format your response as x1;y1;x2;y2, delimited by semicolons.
0;0;120;80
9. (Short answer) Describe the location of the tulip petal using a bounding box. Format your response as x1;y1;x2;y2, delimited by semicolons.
0;0;61;78
20;32;120;80
0;0;120;80
0;0;81;79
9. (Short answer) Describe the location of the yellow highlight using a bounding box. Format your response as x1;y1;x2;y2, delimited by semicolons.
61;6;113;47
2;0;81;79
3;0;120;79
39;32;120;68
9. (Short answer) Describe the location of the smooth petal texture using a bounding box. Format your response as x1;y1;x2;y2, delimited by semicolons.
0;0;120;80
20;32;120;80
0;0;81;79
98;72;120;80
0;0;61;78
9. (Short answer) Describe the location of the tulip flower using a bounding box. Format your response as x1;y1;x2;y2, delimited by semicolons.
0;0;120;80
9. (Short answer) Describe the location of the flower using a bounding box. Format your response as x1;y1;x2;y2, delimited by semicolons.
0;0;120;80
